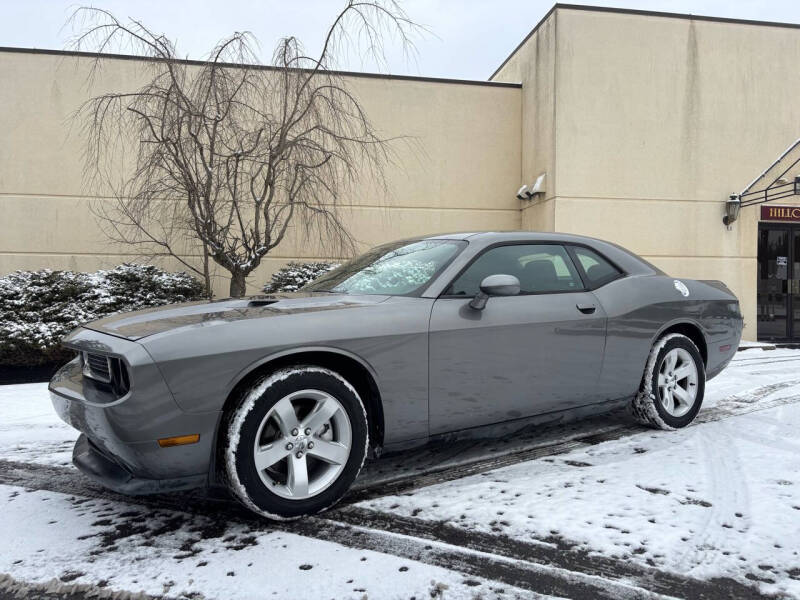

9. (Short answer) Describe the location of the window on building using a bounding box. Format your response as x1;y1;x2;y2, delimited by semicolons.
571;246;621;287
448;244;583;296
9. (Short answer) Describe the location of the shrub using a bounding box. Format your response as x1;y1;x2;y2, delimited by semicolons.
263;261;341;293
0;264;205;366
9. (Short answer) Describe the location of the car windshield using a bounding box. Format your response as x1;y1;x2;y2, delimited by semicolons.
303;239;466;296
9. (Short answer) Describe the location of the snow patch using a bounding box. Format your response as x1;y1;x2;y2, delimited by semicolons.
0;484;521;600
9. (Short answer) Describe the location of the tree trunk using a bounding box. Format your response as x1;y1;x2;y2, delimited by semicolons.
202;242;213;299
229;270;248;298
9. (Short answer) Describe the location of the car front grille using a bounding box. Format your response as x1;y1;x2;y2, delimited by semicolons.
85;353;111;382
82;352;131;397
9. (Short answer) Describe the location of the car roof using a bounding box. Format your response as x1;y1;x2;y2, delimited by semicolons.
418;231;612;244
409;231;665;279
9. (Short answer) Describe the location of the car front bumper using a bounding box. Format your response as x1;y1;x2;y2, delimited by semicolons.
49;328;220;495
71;433;207;495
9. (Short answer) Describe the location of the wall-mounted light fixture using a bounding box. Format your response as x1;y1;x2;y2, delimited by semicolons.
528;173;546;197
723;194;741;228
516;173;546;201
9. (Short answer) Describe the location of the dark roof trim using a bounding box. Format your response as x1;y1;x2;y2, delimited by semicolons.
490;3;800;80
0;45;521;89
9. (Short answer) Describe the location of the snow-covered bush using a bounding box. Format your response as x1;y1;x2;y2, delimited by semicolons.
262;261;340;293
0;264;205;366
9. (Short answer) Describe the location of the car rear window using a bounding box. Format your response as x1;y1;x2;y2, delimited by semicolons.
571;246;622;287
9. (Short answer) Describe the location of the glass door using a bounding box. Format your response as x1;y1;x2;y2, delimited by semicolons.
793;228;800;341
757;225;790;340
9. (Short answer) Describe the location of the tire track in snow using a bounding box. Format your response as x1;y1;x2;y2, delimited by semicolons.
326;506;774;600
740;412;799;436
0;460;773;600
0;461;656;600
351;386;800;505
678;424;750;577
1;383;797;600
697;383;800;425
730;356;800;364
727;430;800;457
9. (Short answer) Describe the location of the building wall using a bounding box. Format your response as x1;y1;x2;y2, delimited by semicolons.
5;8;800;338
0;50;522;295
491;8;557;232
495;7;800;340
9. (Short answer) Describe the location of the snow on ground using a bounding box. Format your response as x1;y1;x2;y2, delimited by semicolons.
360;348;800;598
0;382;76;467
2;348;800;598
0;484;526;600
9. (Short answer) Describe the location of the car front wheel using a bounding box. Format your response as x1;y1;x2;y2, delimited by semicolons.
631;333;706;430
224;366;368;519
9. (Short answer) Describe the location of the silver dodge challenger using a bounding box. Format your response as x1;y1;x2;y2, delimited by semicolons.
49;232;743;519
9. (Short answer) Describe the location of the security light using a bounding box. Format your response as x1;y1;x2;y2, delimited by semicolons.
528;173;546;196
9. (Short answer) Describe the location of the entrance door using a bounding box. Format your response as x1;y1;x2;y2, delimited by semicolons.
757;224;800;341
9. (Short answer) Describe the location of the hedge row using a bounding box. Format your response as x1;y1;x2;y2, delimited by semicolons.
262;261;340;293
2;260;342;369
0;264;205;367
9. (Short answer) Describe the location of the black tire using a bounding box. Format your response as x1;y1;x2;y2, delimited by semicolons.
224;366;368;520
631;333;706;430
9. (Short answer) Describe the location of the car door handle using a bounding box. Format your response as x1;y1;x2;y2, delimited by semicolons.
576;303;596;314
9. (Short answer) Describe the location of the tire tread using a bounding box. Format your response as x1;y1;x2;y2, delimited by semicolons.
631;333;704;430
223;366;368;520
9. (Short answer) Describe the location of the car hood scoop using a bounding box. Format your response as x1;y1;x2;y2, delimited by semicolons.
82;292;389;341
247;298;279;307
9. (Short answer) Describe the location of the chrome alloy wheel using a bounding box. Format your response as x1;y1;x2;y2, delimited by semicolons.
657;347;698;418
253;389;352;500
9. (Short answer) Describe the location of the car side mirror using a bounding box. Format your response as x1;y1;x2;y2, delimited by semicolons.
469;274;521;310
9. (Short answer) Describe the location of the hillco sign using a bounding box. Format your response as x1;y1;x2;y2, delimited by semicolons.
761;205;800;222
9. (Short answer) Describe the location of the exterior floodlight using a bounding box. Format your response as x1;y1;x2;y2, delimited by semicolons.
528;173;546;196
516;185;529;200
723;194;741;227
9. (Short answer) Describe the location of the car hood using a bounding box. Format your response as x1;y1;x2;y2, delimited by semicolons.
81;292;391;341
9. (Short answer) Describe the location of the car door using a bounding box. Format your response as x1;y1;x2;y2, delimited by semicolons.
428;243;607;435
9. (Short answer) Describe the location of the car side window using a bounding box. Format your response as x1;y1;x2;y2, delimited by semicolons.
448;244;584;296
571;246;622;288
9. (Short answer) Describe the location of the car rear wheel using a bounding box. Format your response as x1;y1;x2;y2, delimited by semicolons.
631;333;706;430
224;366;368;519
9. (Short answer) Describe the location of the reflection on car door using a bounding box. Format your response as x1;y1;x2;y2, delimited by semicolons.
427;244;608;435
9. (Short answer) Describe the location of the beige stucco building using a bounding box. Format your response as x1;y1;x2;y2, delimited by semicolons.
3;4;800;342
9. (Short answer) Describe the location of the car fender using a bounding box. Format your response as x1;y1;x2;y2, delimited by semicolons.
650;316;707;350
224;344;381;400
204;345;381;488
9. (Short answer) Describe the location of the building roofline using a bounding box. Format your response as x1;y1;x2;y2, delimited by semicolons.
0;45;522;89
490;4;559;81
490;3;800;80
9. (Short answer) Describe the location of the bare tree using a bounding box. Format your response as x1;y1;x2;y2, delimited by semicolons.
70;2;420;297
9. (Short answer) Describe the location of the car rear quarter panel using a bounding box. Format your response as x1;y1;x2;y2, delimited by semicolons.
592;275;742;402
141;296;434;444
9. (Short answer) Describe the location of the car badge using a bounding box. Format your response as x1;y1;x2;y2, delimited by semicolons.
674;280;690;297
